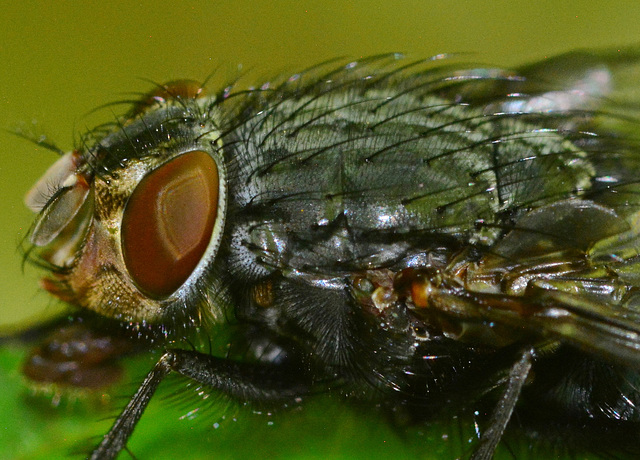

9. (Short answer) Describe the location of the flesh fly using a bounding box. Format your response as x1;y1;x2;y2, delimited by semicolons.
14;50;640;459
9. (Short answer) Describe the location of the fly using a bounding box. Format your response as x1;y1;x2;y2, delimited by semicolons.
13;50;640;459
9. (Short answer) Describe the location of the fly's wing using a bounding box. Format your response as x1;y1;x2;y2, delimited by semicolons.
443;46;640;117
394;49;640;369
457;198;640;369
487;50;640;368
518;47;640;132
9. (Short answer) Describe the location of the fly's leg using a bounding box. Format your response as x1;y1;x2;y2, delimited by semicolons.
90;349;309;460
470;348;535;460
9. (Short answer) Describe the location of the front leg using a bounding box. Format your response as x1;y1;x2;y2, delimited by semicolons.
91;349;310;460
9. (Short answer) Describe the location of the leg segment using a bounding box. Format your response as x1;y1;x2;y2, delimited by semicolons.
470;348;535;460
90;349;309;460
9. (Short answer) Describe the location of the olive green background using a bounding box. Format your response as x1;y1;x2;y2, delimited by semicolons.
1;1;640;459
2;0;640;325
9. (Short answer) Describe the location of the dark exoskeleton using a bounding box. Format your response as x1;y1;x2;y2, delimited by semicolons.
18;50;640;459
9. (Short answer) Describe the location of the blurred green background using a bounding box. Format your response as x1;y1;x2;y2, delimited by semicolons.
1;1;640;459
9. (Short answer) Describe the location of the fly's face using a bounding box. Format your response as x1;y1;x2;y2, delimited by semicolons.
24;82;227;322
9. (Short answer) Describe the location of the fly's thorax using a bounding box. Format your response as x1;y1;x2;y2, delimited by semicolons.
26;86;229;324
220;70;601;281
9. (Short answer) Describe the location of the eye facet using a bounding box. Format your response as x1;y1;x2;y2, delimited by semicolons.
121;151;219;299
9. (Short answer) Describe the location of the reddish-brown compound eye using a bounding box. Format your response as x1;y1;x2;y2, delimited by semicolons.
122;151;219;299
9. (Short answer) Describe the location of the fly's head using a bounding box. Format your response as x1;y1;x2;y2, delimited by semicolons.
23;81;228;326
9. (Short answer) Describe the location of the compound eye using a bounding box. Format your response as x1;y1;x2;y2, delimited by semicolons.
121;151;219;299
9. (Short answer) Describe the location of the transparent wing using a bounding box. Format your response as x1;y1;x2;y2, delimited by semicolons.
444;199;640;368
